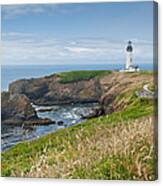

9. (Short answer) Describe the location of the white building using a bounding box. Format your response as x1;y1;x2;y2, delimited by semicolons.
120;41;140;72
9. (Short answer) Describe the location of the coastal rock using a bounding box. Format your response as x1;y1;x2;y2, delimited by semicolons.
9;75;102;105
57;120;64;126
78;106;104;119
1;92;37;122
1;92;54;126
37;108;53;112
9;78;49;99
2;118;25;126
23;118;56;126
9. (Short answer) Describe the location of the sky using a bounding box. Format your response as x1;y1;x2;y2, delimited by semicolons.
1;1;155;65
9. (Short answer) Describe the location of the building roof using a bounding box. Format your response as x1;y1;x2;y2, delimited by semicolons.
126;41;133;52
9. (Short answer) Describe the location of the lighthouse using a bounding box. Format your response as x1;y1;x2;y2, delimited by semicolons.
120;41;139;72
126;41;133;69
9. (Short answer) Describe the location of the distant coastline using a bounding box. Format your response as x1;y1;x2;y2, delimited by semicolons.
1;63;153;91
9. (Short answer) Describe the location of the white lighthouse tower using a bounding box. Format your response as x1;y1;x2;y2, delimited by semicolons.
126;41;133;69
120;41;139;72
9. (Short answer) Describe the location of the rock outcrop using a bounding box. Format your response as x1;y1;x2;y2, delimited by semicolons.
1;92;54;126
1;92;36;121
9;75;102;105
99;72;153;113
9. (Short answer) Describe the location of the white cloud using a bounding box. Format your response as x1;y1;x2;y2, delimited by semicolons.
65;46;96;53
1;32;153;65
1;4;83;20
2;4;58;19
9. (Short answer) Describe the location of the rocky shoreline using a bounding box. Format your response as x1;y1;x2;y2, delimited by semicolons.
1;102;102;151
1;71;154;127
1;72;103;126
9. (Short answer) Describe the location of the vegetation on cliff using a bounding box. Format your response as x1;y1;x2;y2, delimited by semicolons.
58;70;112;84
1;87;157;180
8;70;110;105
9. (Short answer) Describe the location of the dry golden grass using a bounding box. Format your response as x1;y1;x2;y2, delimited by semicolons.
2;71;156;179
26;116;157;180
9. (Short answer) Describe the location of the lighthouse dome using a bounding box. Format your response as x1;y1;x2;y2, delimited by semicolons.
126;41;133;52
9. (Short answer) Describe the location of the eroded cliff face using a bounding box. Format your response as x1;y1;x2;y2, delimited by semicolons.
2;71;154;125
99;72;154;113
1;92;54;125
9;74;102;105
1;92;37;124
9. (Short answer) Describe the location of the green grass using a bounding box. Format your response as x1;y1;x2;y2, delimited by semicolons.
58;70;112;84
1;89;156;179
148;84;156;92
140;70;153;75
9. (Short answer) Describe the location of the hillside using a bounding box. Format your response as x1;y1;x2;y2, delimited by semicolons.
1;70;157;180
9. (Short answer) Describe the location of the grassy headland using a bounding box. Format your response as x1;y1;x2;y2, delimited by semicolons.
1;84;157;179
58;70;112;83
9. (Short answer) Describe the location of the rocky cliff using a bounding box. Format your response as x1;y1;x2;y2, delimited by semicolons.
1;92;54;125
1;71;154;125
99;71;154;113
9;74;102;105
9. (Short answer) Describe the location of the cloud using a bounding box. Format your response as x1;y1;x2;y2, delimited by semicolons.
1;4;84;20
65;46;96;53
1;4;58;19
1;32;153;65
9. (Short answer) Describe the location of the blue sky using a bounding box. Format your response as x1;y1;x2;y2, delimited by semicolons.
1;1;154;65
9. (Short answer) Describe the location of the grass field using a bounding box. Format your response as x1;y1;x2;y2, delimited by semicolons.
58;70;112;83
1;89;157;180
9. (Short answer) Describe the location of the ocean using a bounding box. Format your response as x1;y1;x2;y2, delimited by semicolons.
1;64;153;91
